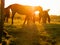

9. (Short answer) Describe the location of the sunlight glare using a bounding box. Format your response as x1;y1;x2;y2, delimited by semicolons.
35;11;39;16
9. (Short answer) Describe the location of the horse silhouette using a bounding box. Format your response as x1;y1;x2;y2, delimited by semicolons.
5;4;43;24
39;9;50;24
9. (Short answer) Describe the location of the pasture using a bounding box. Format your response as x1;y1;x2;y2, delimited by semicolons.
4;15;60;45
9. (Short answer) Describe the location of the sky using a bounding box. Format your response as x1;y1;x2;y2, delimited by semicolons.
5;0;60;16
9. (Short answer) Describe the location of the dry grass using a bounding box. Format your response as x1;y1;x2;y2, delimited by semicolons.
3;16;60;45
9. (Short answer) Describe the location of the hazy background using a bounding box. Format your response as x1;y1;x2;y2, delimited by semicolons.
5;0;60;16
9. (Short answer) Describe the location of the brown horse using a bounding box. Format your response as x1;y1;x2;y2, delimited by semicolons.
39;9;50;24
5;4;43;24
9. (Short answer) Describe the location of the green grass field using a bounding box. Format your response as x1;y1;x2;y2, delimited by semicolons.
4;16;60;45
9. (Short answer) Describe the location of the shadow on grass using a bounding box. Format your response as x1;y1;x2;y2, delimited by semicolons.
4;23;59;45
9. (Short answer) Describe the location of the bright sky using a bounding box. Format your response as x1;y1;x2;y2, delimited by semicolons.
5;0;60;16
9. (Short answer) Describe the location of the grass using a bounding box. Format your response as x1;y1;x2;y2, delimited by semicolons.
4;18;60;45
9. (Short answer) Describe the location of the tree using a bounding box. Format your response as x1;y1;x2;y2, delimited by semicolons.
0;0;5;43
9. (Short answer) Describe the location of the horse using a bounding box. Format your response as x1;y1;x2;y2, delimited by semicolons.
39;9;50;24
5;4;43;24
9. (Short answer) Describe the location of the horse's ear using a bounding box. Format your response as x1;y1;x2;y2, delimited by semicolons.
47;9;50;12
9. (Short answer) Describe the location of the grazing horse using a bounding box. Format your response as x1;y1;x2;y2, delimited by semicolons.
4;7;10;22
6;4;43;24
39;9;50;24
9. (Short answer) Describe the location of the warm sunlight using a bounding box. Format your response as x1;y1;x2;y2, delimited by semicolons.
5;0;60;16
35;11;39;16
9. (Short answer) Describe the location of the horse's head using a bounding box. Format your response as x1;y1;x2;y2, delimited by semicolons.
43;9;50;14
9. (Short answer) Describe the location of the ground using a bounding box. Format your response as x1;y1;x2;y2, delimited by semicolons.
3;16;60;45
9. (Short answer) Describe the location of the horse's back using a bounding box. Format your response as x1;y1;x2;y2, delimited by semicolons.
10;4;36;15
10;4;33;10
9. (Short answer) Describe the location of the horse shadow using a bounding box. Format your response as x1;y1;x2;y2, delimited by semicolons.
19;23;41;45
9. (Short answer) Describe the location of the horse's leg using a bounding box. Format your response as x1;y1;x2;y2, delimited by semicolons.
23;15;27;25
23;15;30;25
33;14;35;24
11;12;15;24
39;13;42;23
5;14;9;23
6;11;10;23
39;16;41;23
4;15;8;23
27;16;30;25
6;16;9;23
47;15;50;23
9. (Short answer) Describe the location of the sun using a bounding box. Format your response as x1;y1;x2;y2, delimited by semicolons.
35;11;40;16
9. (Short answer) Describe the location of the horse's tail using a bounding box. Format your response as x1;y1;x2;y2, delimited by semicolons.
4;5;12;22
